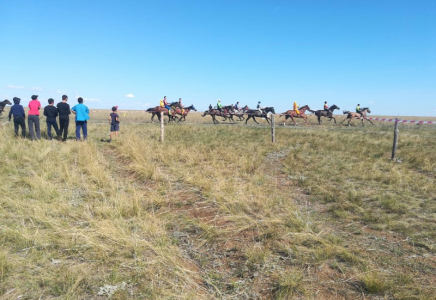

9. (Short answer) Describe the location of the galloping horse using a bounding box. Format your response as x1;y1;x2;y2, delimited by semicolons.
147;106;179;123
340;108;374;126
0;99;12;116
279;105;312;126
233;105;249;121
173;105;197;122
202;108;235;124
313;104;340;124
245;107;275;125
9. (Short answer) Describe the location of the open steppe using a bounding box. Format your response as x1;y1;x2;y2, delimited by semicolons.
1;109;435;299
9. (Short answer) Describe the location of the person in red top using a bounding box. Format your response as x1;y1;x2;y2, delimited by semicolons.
324;101;329;111
28;95;42;140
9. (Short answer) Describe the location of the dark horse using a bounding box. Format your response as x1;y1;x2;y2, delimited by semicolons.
313;104;340;124
0;99;12;116
279;105;312;126
340;108;374;127
245;107;275;125
202;109;235;124
147;104;196;123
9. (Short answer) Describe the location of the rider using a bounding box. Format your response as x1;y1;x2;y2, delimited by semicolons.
257;101;262;113
294;101;300;116
324;101;329;111
234;102;240;112
178;98;185;115
209;104;213;112
162;96;172;115
217;99;223;114
356;104;362;113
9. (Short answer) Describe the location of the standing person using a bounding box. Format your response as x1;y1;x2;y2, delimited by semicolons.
71;97;90;141
109;106;120;141
28;95;41;140
57;95;71;141
43;98;60;140
8;97;26;138
294;101;300;116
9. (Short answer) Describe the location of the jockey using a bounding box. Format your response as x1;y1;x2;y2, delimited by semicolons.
163;96;172;115
209;104;213;111
257;101;262;113
294;101;300;115
235;102;240;112
179;98;185;114
217;99;223;114
324;101;329;111
356;104;361;113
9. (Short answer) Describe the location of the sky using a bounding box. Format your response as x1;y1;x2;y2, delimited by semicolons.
0;0;435;116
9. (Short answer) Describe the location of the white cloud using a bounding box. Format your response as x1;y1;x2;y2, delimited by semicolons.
125;94;135;98
31;87;43;91
7;85;25;89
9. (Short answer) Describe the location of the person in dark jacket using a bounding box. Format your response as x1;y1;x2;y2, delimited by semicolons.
44;98;60;140
57;95;70;141
8;97;26;138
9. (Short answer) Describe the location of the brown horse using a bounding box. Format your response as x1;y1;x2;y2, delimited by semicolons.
147;106;179;123
313;104;340;124
279;105;312;126
340;108;374;126
0;99;12;116
173;105;197;122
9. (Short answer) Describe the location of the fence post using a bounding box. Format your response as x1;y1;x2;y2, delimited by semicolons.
160;111;164;142
270;112;275;143
391;118;399;160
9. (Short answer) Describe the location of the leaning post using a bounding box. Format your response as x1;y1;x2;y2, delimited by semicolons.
270;112;275;143
160;111;164;142
391;118;399;160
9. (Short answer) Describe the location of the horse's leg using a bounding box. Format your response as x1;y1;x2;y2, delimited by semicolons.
318;115;321;125
265;117;271;125
253;116;259;124
332;117;336;124
366;118;374;125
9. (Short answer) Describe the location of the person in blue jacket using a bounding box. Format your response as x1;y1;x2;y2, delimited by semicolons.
8;97;26;138
71;97;90;141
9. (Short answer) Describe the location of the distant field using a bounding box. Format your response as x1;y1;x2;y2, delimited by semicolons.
1;108;435;299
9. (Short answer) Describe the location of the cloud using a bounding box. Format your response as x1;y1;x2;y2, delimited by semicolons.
7;85;25;89
125;94;135;98
31;87;43;91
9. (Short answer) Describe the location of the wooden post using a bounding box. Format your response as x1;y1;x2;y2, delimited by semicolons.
160;111;164;142
270;113;275;143
391;118;399;160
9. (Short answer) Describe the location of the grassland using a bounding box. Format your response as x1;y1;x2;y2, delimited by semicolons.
0;109;435;299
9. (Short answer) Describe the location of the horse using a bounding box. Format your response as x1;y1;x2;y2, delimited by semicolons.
147;106;180;123
202;108;235;124
279;105;312;126
173;105;197;123
0;99;12;116
233;105;249;121
245;107;275;125
313;104;340;124
340;108;374;126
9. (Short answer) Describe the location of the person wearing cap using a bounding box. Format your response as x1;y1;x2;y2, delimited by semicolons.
8;97;26;138
109;106;120;141
57;95;71;141
234;102;240;112
217;99;223;114
71;97;90;141
324;101;329;111
356;104;362;113
28;95;41;140
257;101;262;113
179;98;185;114
44;98;60;140
294;101;300;116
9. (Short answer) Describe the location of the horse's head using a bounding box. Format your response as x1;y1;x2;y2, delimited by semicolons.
331;104;340;110
4;99;12;105
364;108;371;114
202;111;209;117
191;105;197;111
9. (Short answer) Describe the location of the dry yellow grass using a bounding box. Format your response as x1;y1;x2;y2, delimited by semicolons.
1;108;435;299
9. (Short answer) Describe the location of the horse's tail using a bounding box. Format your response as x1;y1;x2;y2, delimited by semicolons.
146;108;155;112
343;110;350;115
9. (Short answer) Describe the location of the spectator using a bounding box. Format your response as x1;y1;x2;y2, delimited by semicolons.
44;98;60;140
109;106;120;141
28;95;41;140
71;97;90;141
57;95;71;141
8;97;26;138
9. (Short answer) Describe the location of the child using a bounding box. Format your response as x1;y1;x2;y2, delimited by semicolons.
109;106;120;141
